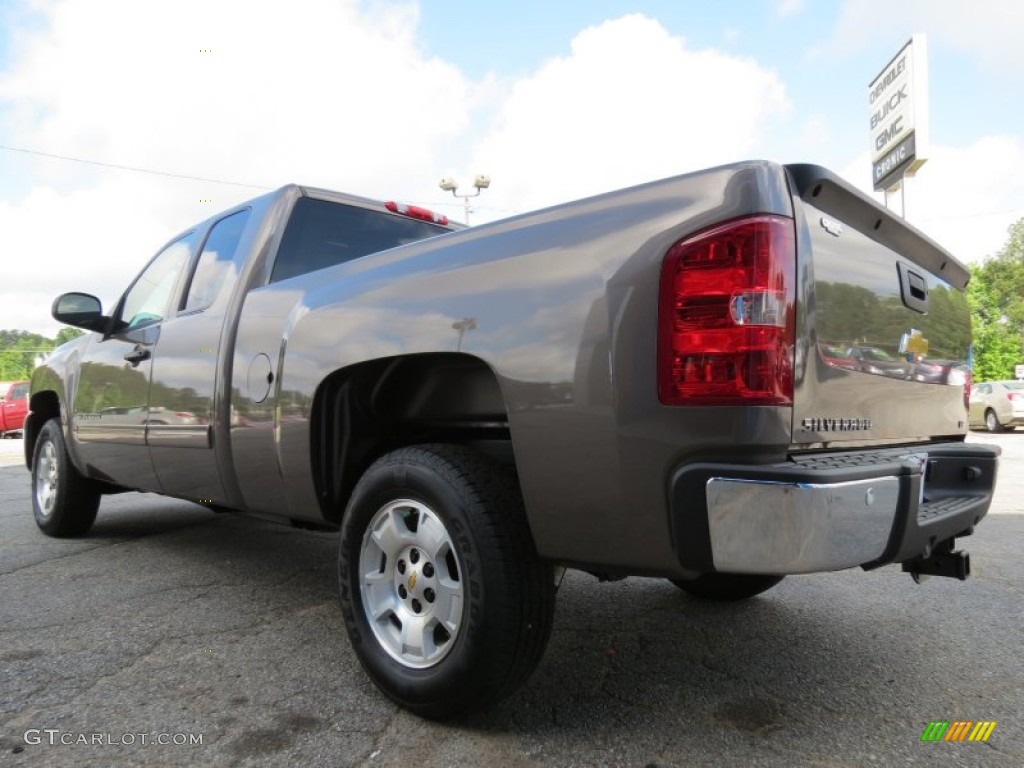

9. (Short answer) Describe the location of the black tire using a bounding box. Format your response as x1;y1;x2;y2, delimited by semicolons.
31;419;101;537
670;573;784;601
985;409;1003;433
338;444;554;719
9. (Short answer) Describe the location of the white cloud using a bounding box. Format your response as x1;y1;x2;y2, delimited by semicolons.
0;0;469;192
799;114;830;148
0;176;215;343
840;136;1024;264
0;0;473;336
3;0;1019;353
825;0;1024;74
1;8;793;336
776;0;805;17
461;14;790;215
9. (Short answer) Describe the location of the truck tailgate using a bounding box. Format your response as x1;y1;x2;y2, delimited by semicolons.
786;165;971;445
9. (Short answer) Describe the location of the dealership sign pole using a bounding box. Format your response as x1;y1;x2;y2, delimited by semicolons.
869;34;929;217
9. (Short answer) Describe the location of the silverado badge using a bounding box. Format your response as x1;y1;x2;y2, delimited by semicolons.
801;417;872;432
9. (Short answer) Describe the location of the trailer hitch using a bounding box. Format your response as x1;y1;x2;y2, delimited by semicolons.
903;539;970;583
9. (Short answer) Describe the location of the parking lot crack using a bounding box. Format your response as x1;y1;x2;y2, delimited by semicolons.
0;540;133;575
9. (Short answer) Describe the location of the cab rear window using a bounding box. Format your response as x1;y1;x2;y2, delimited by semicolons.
270;198;448;283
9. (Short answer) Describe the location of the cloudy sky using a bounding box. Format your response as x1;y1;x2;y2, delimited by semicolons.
1;0;1023;336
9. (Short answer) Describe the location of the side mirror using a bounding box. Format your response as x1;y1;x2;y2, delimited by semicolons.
52;292;111;333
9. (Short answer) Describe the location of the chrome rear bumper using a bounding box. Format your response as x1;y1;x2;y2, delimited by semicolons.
669;442;999;576
706;476;900;574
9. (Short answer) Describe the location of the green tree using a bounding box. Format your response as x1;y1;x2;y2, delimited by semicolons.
0;331;53;380
0;327;86;380
968;218;1024;380
55;327;85;346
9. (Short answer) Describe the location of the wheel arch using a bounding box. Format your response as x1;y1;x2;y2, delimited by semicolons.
25;389;63;470
309;352;518;526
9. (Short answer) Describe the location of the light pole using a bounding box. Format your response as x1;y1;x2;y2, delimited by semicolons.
452;317;477;351
439;175;490;225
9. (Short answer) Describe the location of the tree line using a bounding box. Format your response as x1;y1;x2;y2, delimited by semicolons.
0;328;84;381
968;218;1024;381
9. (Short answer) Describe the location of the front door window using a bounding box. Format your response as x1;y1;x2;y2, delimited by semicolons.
120;234;197;330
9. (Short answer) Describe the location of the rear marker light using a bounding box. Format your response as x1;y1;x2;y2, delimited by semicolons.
658;215;796;406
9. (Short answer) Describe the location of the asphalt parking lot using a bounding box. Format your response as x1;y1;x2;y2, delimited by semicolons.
1;433;1022;767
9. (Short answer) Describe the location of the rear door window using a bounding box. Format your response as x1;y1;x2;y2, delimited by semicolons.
182;209;252;312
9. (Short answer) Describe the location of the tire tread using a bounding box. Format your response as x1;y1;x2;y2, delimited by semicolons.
339;443;554;717
32;418;101;537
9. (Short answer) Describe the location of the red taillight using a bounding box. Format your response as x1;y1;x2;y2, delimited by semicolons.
1009;392;1023;402
658;215;796;406
384;200;449;225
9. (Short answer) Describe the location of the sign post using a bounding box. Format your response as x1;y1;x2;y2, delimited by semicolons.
868;34;929;214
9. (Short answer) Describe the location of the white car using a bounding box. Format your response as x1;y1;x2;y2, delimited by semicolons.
968;380;1024;432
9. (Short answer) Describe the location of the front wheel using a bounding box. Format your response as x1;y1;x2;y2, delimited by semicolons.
32;419;101;537
338;444;554;719
670;573;784;601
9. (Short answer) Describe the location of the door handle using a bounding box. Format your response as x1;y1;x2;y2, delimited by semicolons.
124;345;151;366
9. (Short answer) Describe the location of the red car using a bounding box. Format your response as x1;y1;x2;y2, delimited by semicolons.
0;380;29;437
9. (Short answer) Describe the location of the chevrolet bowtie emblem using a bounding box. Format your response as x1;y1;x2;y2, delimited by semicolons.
900;328;929;357
408;572;418;591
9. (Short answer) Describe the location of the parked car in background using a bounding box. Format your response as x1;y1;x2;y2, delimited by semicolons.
817;343;859;371
969;380;1024;432
96;406;201;426
0;380;29;437
845;345;911;379
912;358;969;386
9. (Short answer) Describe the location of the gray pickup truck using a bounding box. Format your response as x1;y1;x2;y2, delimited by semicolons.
28;161;999;718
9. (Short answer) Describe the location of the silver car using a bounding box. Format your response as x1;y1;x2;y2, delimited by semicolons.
969;380;1024;432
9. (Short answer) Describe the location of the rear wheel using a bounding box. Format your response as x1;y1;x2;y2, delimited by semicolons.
670;573;784;601
32;419;101;537
985;409;1003;433
338;444;554;719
